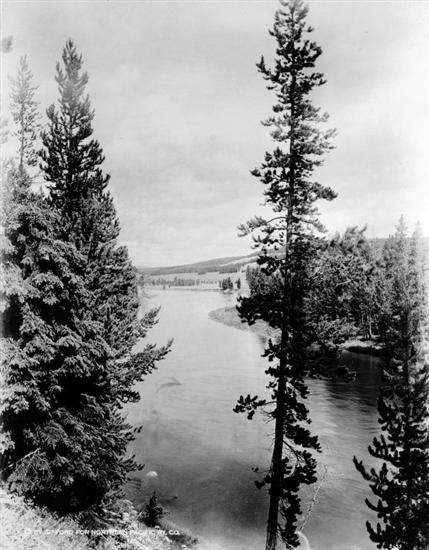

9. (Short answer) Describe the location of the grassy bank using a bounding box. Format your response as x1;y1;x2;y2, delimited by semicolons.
209;306;279;341
209;306;383;357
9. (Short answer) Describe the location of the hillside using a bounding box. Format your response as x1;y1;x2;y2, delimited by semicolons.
138;252;259;276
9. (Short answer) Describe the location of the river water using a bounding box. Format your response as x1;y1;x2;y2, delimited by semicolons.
125;289;381;550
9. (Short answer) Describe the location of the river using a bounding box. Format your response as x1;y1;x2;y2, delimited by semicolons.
125;289;381;550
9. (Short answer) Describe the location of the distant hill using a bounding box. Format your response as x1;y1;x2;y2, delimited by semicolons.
138;252;260;276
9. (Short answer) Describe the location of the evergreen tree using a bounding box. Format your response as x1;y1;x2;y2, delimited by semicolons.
354;218;429;550
0;37;13;146
234;1;336;548
306;226;378;354
9;55;41;174
143;491;163;527
1;59;122;511
0;166;100;509
1;40;170;516
221;276;234;291
40;38;170;401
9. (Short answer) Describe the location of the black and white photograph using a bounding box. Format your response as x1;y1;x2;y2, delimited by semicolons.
0;1;428;549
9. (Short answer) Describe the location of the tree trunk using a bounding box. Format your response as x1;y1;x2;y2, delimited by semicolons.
368;315;373;340
266;9;296;548
265;372;286;550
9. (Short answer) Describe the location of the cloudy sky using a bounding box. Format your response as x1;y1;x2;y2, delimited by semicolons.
2;0;428;266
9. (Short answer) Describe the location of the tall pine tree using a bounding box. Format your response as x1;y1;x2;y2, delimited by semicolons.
9;55;41;174
39;39;170;513
234;1;336;548
1;55;116;512
1;41;169;516
354;218;429;550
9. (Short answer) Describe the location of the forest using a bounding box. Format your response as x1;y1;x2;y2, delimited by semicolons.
0;1;428;550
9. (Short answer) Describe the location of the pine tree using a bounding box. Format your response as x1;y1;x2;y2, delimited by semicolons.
143;491;163;527
0;37;13;146
9;56;41;174
1;62;123;510
354;218;429;550
234;1;336;548
39;41;157;367
306;226;378;354
0;166;98;508
1;40;170;516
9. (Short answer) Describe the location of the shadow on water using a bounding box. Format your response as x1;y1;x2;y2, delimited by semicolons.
125;290;383;550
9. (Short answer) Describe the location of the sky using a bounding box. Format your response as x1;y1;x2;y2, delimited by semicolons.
2;0;429;267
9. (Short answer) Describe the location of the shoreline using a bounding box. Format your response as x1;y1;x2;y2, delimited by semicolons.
209;306;279;341
209;306;384;357
140;285;246;294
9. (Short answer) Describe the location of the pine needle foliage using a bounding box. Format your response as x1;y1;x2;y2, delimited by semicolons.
143;491;163;527
1;166;102;511
38;39;171;513
9;55;41;173
1;43;170;517
233;1;336;548
354;218;429;550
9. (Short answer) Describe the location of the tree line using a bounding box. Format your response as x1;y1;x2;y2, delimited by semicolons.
150;276;202;287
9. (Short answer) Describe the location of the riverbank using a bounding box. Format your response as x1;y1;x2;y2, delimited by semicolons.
142;286;246;294
343;338;384;357
0;485;194;550
209;306;279;341
209;306;384;356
